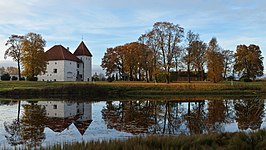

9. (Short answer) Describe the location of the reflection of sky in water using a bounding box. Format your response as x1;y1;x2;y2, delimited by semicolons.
0;99;266;149
0;101;132;149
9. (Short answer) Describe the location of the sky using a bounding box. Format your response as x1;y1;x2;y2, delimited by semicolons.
0;0;266;74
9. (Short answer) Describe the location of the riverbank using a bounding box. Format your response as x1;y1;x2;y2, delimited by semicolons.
42;129;266;150
0;81;265;100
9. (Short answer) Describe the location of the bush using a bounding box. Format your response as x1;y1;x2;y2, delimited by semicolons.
107;76;114;82
20;77;26;81
226;76;235;81
26;76;38;81
11;76;18;81
240;76;252;82
1;73;11;81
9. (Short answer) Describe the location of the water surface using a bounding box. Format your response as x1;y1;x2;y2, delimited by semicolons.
0;98;265;148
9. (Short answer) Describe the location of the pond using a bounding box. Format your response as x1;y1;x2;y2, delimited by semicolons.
0;97;266;149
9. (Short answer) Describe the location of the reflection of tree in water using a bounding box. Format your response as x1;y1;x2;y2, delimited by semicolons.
20;103;47;148
234;98;264;130
4;101;23;146
185;101;207;135
206;100;226;132
102;100;186;135
155;101;185;135
102;101;155;134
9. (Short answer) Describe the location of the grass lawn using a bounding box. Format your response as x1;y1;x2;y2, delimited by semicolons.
0;80;265;99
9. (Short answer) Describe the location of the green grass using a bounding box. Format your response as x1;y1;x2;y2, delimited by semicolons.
39;129;266;150
0;81;266;100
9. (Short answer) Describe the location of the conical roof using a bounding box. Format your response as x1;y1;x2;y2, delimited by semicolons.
46;45;82;62
74;41;92;57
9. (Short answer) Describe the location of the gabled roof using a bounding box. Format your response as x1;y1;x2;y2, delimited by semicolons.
46;45;82;62
74;41;93;57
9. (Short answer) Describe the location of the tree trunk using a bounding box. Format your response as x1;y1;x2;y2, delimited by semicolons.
17;101;21;122
188;62;191;83
17;59;21;80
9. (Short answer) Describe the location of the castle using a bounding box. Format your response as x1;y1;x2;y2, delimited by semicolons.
38;41;92;81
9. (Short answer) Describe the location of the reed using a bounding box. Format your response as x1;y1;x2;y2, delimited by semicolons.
41;130;266;150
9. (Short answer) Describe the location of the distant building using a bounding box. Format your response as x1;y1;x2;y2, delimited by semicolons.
38;41;92;81
170;70;207;81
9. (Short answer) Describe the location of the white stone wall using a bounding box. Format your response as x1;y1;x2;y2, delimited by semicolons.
38;60;65;81
80;102;92;121
38;101;77;118
76;62;84;81
63;60;78;81
77;56;92;81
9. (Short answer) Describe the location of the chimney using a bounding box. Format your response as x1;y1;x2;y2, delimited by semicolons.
67;47;69;51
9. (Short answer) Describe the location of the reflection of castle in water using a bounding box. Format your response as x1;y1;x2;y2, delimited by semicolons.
37;101;92;135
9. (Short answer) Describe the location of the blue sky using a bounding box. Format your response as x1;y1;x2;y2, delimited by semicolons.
0;0;265;74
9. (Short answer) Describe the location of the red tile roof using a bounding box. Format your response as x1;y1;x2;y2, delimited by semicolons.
74;120;93;135
74;41;92;57
46;45;82;62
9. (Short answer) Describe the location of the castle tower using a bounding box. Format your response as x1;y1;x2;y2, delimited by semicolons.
74;41;93;81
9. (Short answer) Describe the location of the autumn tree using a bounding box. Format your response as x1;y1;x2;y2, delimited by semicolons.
21;33;47;79
190;41;207;81
184;30;199;83
143;22;184;83
139;32;161;82
206;38;224;83
234;44;264;80
222;50;234;79
4;35;24;80
123;42;153;81
101;46;125;79
0;67;5;74
6;67;18;75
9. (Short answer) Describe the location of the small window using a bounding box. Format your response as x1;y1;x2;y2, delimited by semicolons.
70;62;71;64
55;62;57;64
77;64;79;68
53;105;57;109
53;69;57;73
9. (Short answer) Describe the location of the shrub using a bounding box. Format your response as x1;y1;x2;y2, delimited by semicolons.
240;76;252;82
226;76;235;81
20;77;26;81
11;76;18;81
107;76;114;82
1;73;11;81
26;76;38;81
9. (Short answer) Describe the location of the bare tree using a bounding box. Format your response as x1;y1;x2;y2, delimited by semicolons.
142;22;184;83
4;35;24;80
184;30;199;83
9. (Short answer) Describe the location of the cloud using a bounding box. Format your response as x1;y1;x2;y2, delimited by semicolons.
0;0;266;72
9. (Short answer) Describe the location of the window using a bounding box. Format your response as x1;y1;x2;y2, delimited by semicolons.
77;64;79;68
53;105;57;109
54;79;56;82
70;62;71;64
53;69;57;73
55;62;57;64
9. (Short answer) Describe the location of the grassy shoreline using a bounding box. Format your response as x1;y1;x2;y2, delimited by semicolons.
40;129;266;150
0;81;266;100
